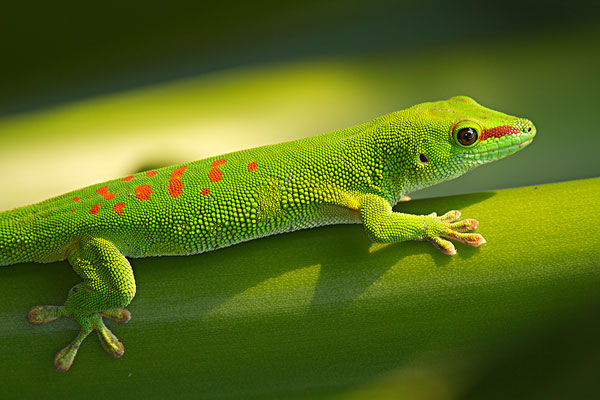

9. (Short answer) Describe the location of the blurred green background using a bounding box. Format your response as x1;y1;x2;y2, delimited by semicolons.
0;1;599;399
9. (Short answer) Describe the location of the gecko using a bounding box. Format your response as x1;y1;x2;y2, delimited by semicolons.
0;96;535;371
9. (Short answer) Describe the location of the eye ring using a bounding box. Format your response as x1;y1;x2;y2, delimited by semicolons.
452;121;481;148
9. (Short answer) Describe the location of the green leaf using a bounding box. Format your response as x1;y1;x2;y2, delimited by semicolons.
0;177;599;399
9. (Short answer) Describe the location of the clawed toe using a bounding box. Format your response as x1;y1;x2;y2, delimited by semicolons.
427;236;456;255
54;344;80;372
101;308;131;323
96;324;125;358
27;305;60;325
439;210;461;223
443;231;486;247
450;218;479;232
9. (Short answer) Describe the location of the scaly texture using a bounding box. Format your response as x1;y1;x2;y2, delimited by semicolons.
0;96;536;371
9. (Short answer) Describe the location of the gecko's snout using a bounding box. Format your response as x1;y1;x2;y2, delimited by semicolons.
510;117;536;138
521;119;536;136
518;119;536;148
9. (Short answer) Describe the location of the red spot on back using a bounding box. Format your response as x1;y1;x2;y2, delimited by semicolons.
96;185;115;200
201;188;209;196
145;170;158;177
170;166;188;179
208;159;226;183
72;196;80;202
71;209;75;213
113;202;125;215
481;125;521;140
211;158;227;167
122;175;134;182
90;204;100;214
167;165;188;198
247;161;257;172
208;168;223;183
135;184;153;201
168;179;184;198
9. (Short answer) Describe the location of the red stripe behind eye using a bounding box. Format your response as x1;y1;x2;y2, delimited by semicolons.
481;125;520;140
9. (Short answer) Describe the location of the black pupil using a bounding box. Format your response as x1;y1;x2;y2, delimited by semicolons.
458;127;477;145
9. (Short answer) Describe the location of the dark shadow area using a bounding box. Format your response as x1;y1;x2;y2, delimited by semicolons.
460;294;600;400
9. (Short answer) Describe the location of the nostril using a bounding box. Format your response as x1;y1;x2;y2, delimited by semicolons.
527;127;532;132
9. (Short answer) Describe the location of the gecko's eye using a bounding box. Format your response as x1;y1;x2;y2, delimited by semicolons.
452;121;481;148
457;128;478;146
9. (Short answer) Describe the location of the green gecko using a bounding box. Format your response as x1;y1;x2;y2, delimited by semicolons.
0;96;535;371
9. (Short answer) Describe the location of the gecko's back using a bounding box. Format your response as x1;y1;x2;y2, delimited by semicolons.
0;119;374;265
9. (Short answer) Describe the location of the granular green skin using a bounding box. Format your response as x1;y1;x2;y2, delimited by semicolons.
0;96;536;371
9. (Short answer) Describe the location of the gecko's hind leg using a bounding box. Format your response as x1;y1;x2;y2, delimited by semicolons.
27;236;136;372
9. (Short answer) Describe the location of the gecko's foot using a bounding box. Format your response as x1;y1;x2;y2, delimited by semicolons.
53;313;126;372
29;305;128;371
423;210;486;255
27;305;60;324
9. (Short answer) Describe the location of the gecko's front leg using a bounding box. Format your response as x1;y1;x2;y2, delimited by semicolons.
358;194;485;255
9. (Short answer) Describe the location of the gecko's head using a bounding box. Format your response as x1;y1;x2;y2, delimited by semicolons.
400;96;536;190
443;96;536;167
